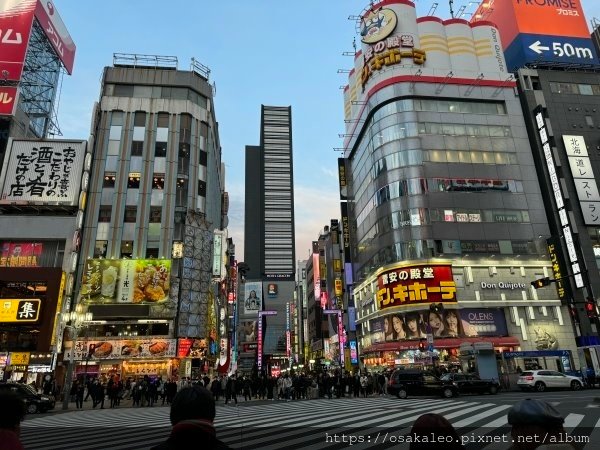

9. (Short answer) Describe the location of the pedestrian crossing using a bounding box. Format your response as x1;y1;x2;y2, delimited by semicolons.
20;396;600;449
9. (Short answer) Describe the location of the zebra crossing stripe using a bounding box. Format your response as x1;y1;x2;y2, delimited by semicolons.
564;413;585;429
451;404;512;428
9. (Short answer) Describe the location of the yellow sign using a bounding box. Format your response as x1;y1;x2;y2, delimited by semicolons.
0;299;41;323
335;279;343;296
9;352;30;365
51;272;67;346
361;48;426;89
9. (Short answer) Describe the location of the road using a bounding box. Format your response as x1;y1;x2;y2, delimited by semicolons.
20;390;600;449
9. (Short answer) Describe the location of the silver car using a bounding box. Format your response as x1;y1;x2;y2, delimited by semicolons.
517;370;584;392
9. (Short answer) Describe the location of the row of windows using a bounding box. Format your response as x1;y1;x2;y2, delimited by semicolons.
93;240;159;259
354;149;520;204
356;177;523;227
99;206;162;223
105;84;208;109
549;82;600;96
103;173;205;193
372;98;507;124
355;239;537;281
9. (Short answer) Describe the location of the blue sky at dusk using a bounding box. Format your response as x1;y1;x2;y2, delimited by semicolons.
53;0;600;263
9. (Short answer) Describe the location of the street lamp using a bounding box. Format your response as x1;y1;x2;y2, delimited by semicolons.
61;304;93;410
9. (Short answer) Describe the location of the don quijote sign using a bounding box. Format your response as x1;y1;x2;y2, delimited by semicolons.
480;281;526;290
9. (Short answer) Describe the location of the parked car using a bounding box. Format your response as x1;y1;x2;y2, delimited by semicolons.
517;370;584;392
0;382;55;413
439;373;500;395
388;369;457;399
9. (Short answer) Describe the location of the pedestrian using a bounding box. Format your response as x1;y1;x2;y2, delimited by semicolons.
507;398;574;450
0;390;27;450
75;379;84;409
150;385;230;450
225;375;237;405
409;413;464;449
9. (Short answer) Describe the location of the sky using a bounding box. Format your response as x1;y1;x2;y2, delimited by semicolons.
53;0;600;264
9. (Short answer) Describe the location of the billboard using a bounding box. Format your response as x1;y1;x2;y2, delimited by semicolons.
472;0;598;69
0;0;36;82
65;338;176;361
33;0;76;74
80;259;171;304
177;338;208;358
0;140;86;205
243;281;263;315
0;242;42;267
0;298;41;323
374;307;508;342
0;87;18;116
376;264;457;310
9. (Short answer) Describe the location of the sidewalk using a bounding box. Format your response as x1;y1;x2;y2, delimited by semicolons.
49;396;170;414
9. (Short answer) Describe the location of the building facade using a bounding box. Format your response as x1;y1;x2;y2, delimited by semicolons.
342;0;578;378
0;1;79;384
71;55;228;382
241;105;297;376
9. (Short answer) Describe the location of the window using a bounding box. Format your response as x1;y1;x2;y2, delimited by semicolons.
103;173;116;188
157;113;169;128
134;111;146;127
197;180;206;197
579;84;594;95
153;175;165;190
128;174;141;189
113;85;133;97
155;141;167;157
98;206;112;222
124;207;137;223
94;241;108;258
149;207;162;223
586;116;595;127
199;150;207;166
177;178;187;189
131;141;144;156
121;241;133;258
146;247;159;258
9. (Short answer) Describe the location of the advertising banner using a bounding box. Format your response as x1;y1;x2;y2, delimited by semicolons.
34;0;76;74
239;320;257;343
376;264;457;310
65;338;176;361
0;0;36;82
338;158;348;200
80;259;171;304
340;203;351;263
0;299;40;323
177;338;208;358
0;140;86;205
0;242;42;267
375;307;508;341
243;281;263;315
0;87;18;116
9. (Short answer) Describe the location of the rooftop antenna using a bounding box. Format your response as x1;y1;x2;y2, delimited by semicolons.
428;3;439;16
449;0;455;18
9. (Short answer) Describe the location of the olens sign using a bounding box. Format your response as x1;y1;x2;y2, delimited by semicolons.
376;264;457;309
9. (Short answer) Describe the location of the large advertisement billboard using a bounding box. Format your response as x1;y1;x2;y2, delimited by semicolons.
80;259;171;304
65;338;176;361
34;0;76;74
0;242;43;267
376;264;457;310
243;281;263;315
0;140;86;205
0;0;36;82
472;0;598;69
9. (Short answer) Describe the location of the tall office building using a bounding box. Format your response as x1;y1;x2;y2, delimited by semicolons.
73;54;228;381
240;105;296;375
342;0;579;377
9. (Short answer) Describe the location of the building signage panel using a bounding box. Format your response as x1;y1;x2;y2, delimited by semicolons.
0;242;42;267
480;281;526;290
8;352;30;365
376;264;457;310
349;340;358;364
547;236;569;301
0;0;36;82
313;252;321;302
0;140;86;205
580;202;600;226
176;338;207;358
567;156;593;179
536;108;583;288
340;202;351;263
0;87;18;116
33;0;76;74
0;299;40;323
65;338;176;361
338;158;348;201
212;233;222;278
243;281;263;316
574;179;600;202
80;259;171;304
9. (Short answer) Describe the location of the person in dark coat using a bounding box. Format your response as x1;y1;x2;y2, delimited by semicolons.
150;385;230;450
0;390;26;450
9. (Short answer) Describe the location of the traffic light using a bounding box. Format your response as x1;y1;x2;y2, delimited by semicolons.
418;340;426;352
585;298;598;319
531;277;551;289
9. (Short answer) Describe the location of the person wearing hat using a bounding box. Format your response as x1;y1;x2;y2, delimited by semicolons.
507;398;574;450
151;385;230;450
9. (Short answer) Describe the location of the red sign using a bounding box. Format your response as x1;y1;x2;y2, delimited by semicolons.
34;0;75;74
0;85;17;117
177;338;193;358
473;0;590;49
376;264;457;310
271;365;281;377
0;242;43;267
0;0;36;82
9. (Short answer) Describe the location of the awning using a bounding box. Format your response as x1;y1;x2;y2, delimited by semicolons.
362;336;520;354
